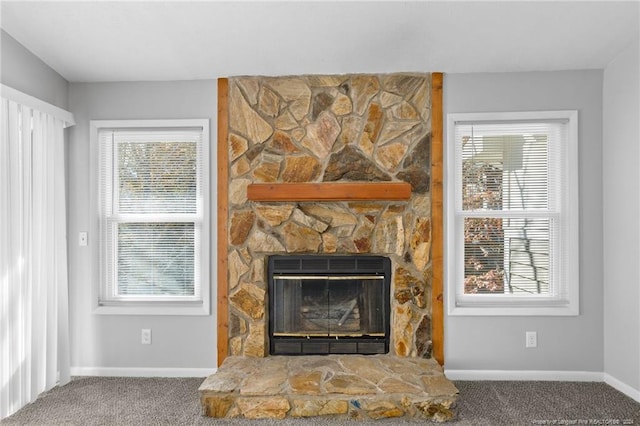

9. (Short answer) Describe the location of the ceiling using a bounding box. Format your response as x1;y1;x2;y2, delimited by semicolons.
1;1;639;83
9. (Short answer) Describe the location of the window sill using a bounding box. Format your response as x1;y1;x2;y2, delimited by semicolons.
448;300;579;316
93;301;210;316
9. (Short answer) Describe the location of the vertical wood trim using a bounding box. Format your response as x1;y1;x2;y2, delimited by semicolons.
431;72;445;366
216;78;229;367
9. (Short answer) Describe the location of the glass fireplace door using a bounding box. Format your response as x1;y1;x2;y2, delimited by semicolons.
268;254;390;355
271;275;386;338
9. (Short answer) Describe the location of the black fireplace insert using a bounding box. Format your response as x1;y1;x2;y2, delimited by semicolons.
268;254;390;355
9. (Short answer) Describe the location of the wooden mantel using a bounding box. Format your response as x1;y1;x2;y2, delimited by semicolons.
247;182;412;202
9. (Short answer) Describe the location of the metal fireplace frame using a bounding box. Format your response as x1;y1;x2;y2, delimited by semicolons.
267;254;391;355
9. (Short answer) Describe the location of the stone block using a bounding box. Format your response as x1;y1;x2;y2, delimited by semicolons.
229;283;265;320
201;394;235;418
230;157;250;177
236;396;290;419
229;211;255;246
378;121;420;145
275;110;298;130
362;102;383;145
291;208;329;233
378;377;423;394
301;111;340;159
240;369;287;395
229;133;248;162
422;375;460;397
339;356;387;384
324;145;391;182
228;250;249;289
266;77;311;121
282;222;322;253
246;229;285;253
258;85;280;117
244;322;266;357
267;131;300;154
390;101;420;120
288;370;323;395
363;400;405;419
229;178;251;205
350;75;380;115
325;374;377;395
290;399;348;417
230;336;242;356
199;371;243;393
255;205;294;227
237;78;260;105
229;83;273;144
281;155;321;182
311;92;334;120
414;399;457;423
331;93;352;116
375;142;408;171
252;157;281;182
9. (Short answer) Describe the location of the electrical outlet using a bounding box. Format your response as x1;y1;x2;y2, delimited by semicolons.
525;331;537;348
141;329;152;345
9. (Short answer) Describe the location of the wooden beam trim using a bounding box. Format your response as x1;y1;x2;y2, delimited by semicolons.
216;78;229;367
247;182;412;202
431;72;445;366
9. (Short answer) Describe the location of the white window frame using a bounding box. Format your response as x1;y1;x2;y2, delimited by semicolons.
90;119;210;315
446;111;579;316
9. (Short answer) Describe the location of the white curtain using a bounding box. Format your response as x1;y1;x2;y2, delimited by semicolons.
0;92;72;419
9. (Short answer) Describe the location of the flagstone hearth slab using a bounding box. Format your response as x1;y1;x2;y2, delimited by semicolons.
199;355;458;422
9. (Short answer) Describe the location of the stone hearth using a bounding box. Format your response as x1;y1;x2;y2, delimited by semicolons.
199;355;458;422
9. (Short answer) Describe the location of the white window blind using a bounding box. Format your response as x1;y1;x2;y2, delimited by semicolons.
95;120;209;313
447;111;579;316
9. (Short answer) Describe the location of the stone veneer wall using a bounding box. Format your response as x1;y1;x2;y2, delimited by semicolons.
226;74;433;359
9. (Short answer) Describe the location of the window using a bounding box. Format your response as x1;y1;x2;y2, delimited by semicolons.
91;119;210;315
446;111;578;315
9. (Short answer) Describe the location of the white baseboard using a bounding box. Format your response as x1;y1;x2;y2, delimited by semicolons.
444;369;604;382
70;366;217;378
604;373;640;403
445;369;640;402
69;367;640;403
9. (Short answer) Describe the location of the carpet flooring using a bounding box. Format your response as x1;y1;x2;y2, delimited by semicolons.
2;377;639;425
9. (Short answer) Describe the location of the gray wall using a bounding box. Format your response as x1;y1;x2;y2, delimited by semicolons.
1;30;69;109
603;40;640;392
444;70;604;372
67;81;218;371
4;28;630;378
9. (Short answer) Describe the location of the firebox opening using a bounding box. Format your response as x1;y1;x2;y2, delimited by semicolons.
268;255;391;355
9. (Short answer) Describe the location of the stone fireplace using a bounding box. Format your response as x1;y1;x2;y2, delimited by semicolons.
225;73;434;360
199;73;456;421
